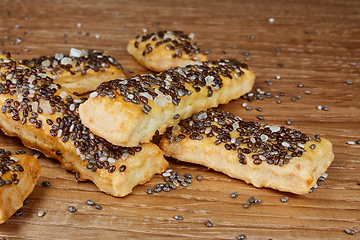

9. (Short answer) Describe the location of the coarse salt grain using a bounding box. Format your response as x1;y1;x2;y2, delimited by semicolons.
347;141;355;145
269;18;275;23
69;48;82;57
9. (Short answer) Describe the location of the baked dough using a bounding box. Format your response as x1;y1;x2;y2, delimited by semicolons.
79;59;256;147
19;49;126;94
0;53;168;197
0;150;41;224
159;109;334;194
127;30;209;72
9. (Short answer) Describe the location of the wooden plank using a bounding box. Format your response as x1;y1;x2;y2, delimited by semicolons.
0;0;360;239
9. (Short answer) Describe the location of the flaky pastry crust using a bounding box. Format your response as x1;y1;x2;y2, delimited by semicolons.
0;54;168;197
127;30;208;72
0;151;41;224
79;59;255;147
159;109;334;194
19;49;126;94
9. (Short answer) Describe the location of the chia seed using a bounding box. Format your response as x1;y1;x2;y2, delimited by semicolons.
14;211;23;216
257;115;264;120
280;196;289;203
174;215;183;220
237;234;247;240
254;199;262;204
196;174;203;181
68;206;77;212
42;181;50;187
204;219;213;227
286;119;292;125
146;189;153;194
345;229;355;235
310;144;316;149
230;192;238;198
95;204;102;210
249;196;255;203
184;173;192;179
86;200;95;206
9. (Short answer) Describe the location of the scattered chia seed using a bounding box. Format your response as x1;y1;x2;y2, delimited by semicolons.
249;196;255;203
254;199;262;204
146;189;153;194
231;46;237;49
310;144;316;149
357;140;360;144
14;211;23;216
230;192;238;198
204;49;211;55
304;90;311;94
256;107;263;112
23;199;29;205
42;181;50;187
86;200;95;206
278;63;284;67
246;106;252;110
128;69;135;73
37;210;45;217
346;81;353;85
184;173;192;179
345;229;355;235
297;84;304;88
174;215;183;220
257;115;264;120
279;92;285;96
237;234;247;240
277;99;282;104
349;62;356;66
286;119;292;125
321;106;328;111
204;219;213;227
68;206;77;212
243;201;250;209
196;174;203;181
62;40;67;44
280;196;289;203
95;204;102;210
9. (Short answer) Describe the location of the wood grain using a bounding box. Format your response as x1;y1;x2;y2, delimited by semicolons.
0;0;359;239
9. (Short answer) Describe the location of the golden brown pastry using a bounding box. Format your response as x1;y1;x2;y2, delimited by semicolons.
127;30;209;72
159;109;334;194
0;149;41;224
0;53;168;197
79;59;256;147
19;49;126;94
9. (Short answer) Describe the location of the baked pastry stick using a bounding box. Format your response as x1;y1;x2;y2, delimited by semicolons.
19;49;126;94
0;149;41;224
0;54;168;197
127;30;209;72
159;109;334;194
79;59;255;147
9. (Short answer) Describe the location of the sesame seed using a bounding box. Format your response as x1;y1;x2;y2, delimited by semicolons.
345;229;355;235
204;220;213;227
347;141;355;145
68;206;77;212
280;196;289;203
37;210;45;217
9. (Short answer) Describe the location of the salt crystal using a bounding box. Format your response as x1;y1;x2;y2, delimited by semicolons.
205;76;214;86
188;33;195;40
269;18;275;23
41;60;51;67
69;48;82;58
270;125;280;133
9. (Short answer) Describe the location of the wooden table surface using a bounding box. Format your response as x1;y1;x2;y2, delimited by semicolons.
0;0;359;239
